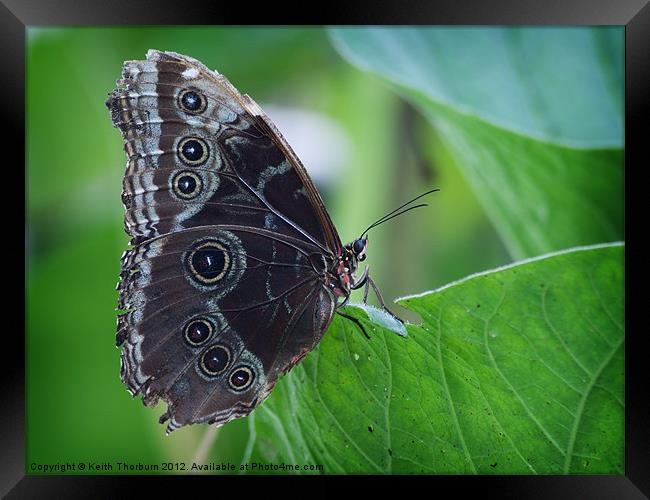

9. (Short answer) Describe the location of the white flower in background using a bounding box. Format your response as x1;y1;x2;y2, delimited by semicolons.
260;105;351;188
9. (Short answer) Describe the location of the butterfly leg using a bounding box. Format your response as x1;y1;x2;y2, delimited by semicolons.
359;270;371;304
369;275;404;324
350;267;371;304
352;267;404;324
336;310;371;340
336;291;370;339
338;294;350;309
351;266;370;297
363;278;370;304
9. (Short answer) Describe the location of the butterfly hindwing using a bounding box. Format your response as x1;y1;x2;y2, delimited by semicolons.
117;226;334;430
108;50;340;431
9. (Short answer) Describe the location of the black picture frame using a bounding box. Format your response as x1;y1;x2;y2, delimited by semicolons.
10;0;644;496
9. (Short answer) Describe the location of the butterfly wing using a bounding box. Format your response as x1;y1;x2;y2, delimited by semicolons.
107;50;340;431
108;50;341;253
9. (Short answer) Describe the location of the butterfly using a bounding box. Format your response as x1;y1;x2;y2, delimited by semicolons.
107;50;436;433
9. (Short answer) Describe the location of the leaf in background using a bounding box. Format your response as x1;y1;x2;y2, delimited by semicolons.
251;243;623;474
328;27;624;259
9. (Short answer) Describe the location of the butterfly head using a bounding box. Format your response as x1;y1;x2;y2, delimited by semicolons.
332;236;366;290
343;235;368;269
351;236;368;262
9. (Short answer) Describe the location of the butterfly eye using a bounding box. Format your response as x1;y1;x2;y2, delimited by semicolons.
178;137;209;166
359;254;366;262
229;366;254;391
178;89;207;114
172;171;202;199
353;238;366;255
184;318;213;346
200;345;231;376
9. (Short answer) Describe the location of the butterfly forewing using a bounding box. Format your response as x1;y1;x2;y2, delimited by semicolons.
108;50;340;431
110;50;339;252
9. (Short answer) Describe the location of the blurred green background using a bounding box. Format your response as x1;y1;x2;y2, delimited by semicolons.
26;27;622;473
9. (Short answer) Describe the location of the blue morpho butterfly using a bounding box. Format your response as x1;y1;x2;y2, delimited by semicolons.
107;50;438;433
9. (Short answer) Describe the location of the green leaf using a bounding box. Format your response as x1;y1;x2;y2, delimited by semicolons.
328;27;624;259
251;243;624;474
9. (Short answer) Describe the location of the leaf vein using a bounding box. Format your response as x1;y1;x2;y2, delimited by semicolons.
437;304;477;473
563;337;624;472
542;285;593;377
484;288;566;456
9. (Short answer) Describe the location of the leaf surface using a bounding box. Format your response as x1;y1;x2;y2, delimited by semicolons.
251;243;624;474
328;27;624;258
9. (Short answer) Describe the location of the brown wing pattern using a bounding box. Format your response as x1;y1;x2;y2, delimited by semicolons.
107;50;340;431
108;49;340;254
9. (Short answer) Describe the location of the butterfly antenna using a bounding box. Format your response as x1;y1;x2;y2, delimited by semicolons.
360;188;439;238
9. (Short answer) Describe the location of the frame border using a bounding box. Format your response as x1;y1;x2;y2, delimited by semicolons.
12;0;644;496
